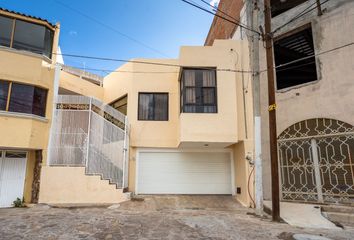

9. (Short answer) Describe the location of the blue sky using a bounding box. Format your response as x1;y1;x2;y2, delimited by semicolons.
0;0;217;75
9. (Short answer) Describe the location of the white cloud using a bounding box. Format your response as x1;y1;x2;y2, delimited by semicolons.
69;30;78;36
210;0;220;8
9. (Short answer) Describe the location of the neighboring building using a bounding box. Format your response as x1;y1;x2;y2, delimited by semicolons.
0;8;60;207
206;0;354;206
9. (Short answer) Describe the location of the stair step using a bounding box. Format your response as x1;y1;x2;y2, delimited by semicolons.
322;205;354;214
324;212;354;227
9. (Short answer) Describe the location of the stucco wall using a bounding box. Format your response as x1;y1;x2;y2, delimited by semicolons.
104;40;249;149
104;59;180;148
59;71;104;99
39;166;127;204
259;0;354;199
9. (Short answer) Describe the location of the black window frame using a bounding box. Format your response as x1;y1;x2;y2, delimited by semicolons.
180;68;218;113
271;0;308;18
0;14;55;59
138;92;169;121
0;79;48;117
274;24;318;90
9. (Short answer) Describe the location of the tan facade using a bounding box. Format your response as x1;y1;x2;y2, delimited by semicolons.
103;40;255;206
0;9;60;204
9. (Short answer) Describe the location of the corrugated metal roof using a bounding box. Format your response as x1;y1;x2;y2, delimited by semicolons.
0;7;56;28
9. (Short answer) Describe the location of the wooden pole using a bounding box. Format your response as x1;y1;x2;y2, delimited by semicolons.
264;0;280;222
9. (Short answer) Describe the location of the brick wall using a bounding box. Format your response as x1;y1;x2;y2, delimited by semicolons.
205;0;244;46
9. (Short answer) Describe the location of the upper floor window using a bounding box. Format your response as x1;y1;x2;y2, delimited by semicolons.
274;25;317;90
180;68;217;113
138;93;168;121
0;80;48;117
0;15;54;58
271;0;308;17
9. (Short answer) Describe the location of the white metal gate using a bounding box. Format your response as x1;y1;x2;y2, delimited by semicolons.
278;118;354;204
0;151;27;207
48;95;129;189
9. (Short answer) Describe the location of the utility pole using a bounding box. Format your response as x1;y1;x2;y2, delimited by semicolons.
250;0;263;215
264;0;280;222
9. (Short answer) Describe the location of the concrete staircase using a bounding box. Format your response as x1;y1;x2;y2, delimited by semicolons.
321;205;354;227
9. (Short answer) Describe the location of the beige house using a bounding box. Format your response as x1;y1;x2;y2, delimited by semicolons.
0;8;256;207
0;8;60;207
40;40;255;207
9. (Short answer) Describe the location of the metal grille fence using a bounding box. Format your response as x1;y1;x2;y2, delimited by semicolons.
278;118;354;204
48;95;129;188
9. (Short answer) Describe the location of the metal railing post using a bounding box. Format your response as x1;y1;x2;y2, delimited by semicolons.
122;116;128;188
85;98;92;170
311;138;324;203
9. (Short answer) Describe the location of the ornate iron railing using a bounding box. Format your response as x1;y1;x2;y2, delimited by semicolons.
278;118;354;205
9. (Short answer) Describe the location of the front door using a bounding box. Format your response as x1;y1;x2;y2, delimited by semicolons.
0;151;27;208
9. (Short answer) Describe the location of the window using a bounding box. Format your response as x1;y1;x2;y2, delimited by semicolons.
274;25;317;90
138;93;168;121
0;81;9;110
0;80;47;117
110;95;127;115
13;19;54;58
0;15;54;58
180;68;217;113
271;0;308;17
0;15;13;47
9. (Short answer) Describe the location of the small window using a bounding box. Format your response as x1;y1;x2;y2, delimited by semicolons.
110;95;127;115
0;15;13;47
181;68;217;113
8;82;47;117
274;25;317;90
271;0;308;17
0;80;10;110
12;19;54;58
138;93;168;121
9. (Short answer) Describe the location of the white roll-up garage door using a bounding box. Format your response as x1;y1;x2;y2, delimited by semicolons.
0;151;27;208
137;151;232;194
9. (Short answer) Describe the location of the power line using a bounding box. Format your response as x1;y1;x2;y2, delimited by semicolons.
198;0;237;21
260;41;354;73
180;0;261;35
62;65;179;74
53;52;254;73
272;0;330;34
53;0;170;58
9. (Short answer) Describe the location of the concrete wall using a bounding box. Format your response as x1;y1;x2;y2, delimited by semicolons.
39;167;128;204
59;71;104;99
259;0;354;199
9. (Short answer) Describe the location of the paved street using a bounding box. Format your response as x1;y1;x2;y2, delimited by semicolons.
0;196;353;240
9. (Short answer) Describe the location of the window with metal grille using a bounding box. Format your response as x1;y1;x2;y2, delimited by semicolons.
271;0;308;17
138;93;168;121
274;25;317;90
180;68;217;113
